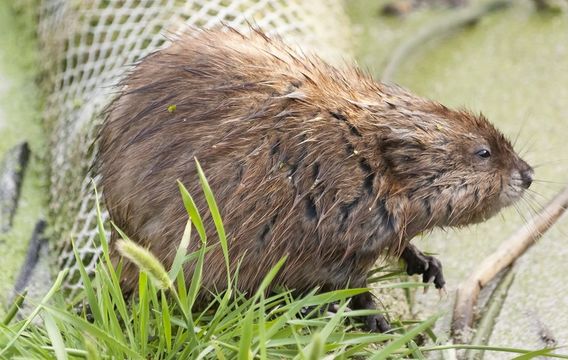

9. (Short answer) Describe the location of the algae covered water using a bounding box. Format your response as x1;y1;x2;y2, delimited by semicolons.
0;1;46;314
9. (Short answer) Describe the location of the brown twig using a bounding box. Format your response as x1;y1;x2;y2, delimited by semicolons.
451;185;568;342
464;266;515;359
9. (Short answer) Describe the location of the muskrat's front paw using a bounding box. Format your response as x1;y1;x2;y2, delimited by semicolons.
405;251;428;275
402;245;446;289
364;314;391;333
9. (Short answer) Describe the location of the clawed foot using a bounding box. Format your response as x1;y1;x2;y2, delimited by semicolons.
303;297;390;332
402;244;445;289
362;313;391;333
350;291;391;333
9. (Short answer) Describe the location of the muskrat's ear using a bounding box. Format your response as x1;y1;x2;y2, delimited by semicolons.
379;132;426;154
379;133;427;177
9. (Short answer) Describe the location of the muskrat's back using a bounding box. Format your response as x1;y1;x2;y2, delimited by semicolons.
100;27;533;305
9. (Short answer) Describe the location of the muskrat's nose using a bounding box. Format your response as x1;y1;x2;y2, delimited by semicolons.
520;168;534;189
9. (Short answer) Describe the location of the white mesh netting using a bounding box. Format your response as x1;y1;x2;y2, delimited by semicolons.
37;0;352;295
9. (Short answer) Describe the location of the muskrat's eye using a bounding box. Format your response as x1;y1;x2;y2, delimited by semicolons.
475;149;491;159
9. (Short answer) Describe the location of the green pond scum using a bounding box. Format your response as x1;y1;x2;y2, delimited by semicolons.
0;0;46;315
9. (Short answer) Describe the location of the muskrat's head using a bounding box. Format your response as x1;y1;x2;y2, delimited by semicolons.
376;99;533;228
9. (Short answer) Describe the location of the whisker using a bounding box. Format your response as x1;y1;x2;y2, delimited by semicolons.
517;133;537;158
530;158;568;169
512;202;530;228
522;193;558;232
510;111;531;149
532;179;568;185
525;188;549;204
524;191;549;211
520;196;543;218
515;199;546;239
498;209;507;222
520;196;542;218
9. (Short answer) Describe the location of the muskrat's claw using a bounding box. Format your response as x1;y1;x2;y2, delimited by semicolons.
422;255;445;289
402;244;446;290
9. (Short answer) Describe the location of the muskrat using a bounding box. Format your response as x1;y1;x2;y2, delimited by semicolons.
99;27;533;331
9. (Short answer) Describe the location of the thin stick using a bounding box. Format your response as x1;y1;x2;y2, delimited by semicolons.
451;185;568;342
464;267;515;359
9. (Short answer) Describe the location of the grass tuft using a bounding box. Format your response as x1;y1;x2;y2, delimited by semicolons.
2;166;566;358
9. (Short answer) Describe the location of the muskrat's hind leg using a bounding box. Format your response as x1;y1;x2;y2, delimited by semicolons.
402;244;445;289
350;291;391;332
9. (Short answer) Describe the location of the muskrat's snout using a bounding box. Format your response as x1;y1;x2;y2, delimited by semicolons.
516;159;534;189
520;167;534;189
504;159;534;205
500;158;533;207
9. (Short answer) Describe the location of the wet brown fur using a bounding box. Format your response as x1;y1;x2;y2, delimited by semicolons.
99;27;532;298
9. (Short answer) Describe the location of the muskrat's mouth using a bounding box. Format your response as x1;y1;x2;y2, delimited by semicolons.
500;170;533;208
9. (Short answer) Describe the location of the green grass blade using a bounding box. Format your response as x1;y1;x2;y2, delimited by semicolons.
83;333;100;360
253;256;287;301
512;347;562;360
370;314;439;360
93;183;111;266
317;301;349;340
305;333;324;360
196;345;216;360
92;185;132;335
177;180;207;242
2;291;26;325
0;269;68;357
161;291;172;352
175;270;188;307
169;220;192;280
72;239;103;325
93;181;119;284
44;305;144;360
201;288;233;343
43;312;68;360
138;272;149;356
298;288;368;307
186;234;207;310
95;264;132;347
295;301;349;360
257;294;313;342
238;305;255;360
407;340;426;359
194;159;231;281
257;293;268;360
